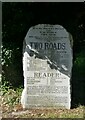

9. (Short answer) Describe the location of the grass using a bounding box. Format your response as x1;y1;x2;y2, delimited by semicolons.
1;87;85;118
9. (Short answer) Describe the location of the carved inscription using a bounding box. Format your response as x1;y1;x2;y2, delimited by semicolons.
21;24;73;109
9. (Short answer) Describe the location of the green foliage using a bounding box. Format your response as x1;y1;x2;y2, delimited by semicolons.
72;51;85;108
2;86;23;106
75;51;85;68
74;51;85;78
1;81;10;95
2;43;23;87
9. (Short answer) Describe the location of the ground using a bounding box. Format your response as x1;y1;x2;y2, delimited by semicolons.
1;88;85;118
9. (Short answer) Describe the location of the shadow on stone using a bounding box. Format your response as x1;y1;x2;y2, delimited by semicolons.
26;47;71;78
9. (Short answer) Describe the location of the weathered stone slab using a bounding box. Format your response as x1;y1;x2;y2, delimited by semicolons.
21;24;73;109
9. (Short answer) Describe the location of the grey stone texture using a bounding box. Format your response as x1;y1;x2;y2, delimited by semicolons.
21;24;73;109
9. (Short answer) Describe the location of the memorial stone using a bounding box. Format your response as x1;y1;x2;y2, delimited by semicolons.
21;24;73;109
